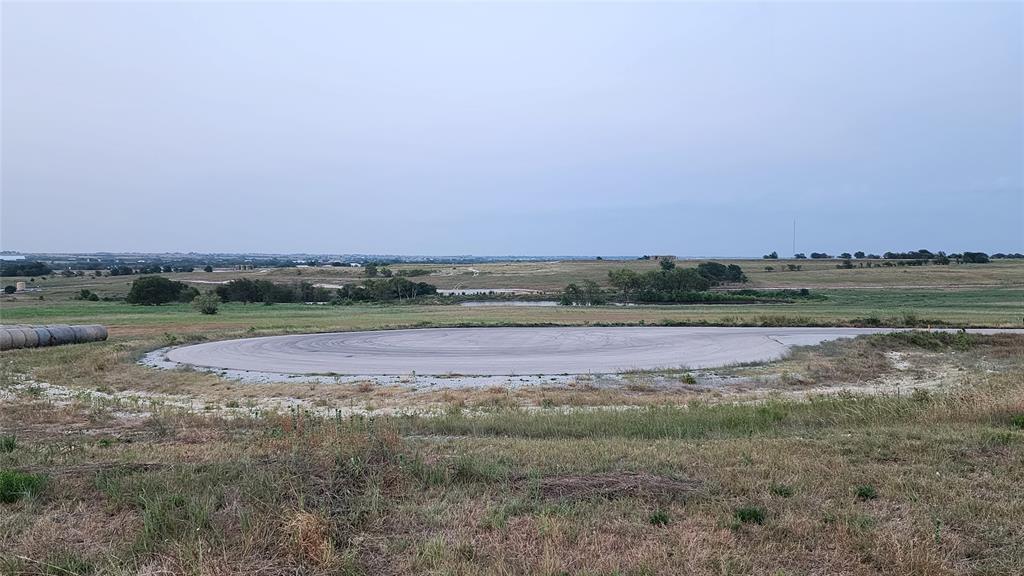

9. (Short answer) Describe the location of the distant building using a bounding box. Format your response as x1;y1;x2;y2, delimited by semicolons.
651;255;677;261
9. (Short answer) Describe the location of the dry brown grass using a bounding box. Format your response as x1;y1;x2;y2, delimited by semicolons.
2;334;1023;575
537;472;700;501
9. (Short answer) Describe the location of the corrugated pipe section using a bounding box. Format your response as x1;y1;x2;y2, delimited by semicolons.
0;325;108;351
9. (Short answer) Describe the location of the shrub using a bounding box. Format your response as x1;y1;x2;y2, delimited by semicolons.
1010;414;1024;430
770;483;794;498
856;485;878;500
0;470;47;503
734;506;766;524
76;289;100;301
192;292;221;315
2;285;14;294
0;435;15;453
203;265;213;273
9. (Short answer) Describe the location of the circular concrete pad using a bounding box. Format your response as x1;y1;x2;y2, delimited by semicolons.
165;326;896;376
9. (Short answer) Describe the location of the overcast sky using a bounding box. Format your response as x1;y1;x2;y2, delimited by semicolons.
2;1;1021;256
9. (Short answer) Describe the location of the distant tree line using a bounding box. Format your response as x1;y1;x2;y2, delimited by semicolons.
780;249;998;265
214;278;334;304
335;277;437;302
562;261;747;305
213;277;438;304
0;261;52;277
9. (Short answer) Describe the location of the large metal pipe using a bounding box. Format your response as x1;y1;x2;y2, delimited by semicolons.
0;324;108;351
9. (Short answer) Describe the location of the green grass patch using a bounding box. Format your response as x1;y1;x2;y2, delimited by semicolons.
0;469;47;503
396;396;939;441
0;435;16;453
734;506;766;525
855;484;879;501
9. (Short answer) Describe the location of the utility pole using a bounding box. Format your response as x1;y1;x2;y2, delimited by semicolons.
792;219;796;257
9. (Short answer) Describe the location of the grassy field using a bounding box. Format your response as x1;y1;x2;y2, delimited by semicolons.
3;259;1021;333
2;286;1023;339
2;260;1023;574
1;334;1023;575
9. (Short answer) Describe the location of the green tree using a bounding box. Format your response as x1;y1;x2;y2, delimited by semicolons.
127;276;192;305
961;252;989;264
203;265;213;273
659;259;676;271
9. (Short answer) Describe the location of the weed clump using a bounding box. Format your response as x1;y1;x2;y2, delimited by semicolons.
734;506;766;525
0;434;15;453
0;470;47;503
856;485;879;501
649;510;670;526
770;483;794;498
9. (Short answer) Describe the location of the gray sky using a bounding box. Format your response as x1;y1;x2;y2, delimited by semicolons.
2;1;1022;256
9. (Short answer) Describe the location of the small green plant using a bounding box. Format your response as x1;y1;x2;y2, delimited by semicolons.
0;435;15;453
734;506;766;525
1010;414;1024;430
856;484;878;500
649;510;670;526
770;483;794;498
680;373;697;385
0;470;47;503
